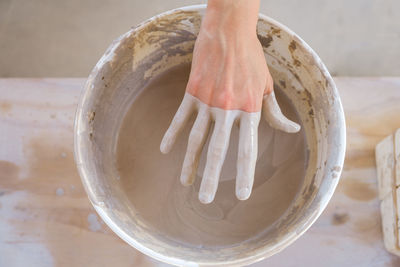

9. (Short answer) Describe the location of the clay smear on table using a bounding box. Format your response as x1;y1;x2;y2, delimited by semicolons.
116;63;307;247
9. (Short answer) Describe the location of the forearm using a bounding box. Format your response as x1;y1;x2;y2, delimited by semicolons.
204;0;260;34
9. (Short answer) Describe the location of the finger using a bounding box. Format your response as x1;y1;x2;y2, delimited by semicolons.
180;107;211;186
235;113;261;200
262;91;301;133
160;94;195;154
199;111;235;204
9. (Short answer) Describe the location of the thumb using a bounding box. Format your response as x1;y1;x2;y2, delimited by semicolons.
262;91;301;133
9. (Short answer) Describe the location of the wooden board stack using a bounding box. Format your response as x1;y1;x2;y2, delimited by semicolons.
376;129;400;256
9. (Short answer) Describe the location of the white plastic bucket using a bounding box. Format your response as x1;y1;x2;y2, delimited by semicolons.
74;5;346;266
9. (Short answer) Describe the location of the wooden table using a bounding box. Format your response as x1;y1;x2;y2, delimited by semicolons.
1;78;400;267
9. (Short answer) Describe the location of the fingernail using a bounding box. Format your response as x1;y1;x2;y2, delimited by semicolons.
291;122;301;132
160;138;170;154
180;173;193;186
237;187;250;200
199;193;213;204
160;144;167;154
285;121;301;133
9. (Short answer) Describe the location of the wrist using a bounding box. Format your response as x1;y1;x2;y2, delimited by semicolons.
204;0;260;34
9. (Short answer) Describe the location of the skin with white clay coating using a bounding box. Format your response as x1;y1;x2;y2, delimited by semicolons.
160;0;300;204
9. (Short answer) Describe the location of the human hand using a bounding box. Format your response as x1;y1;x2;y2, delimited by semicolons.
160;0;300;204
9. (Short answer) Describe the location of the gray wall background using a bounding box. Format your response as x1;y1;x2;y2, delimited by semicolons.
0;0;399;77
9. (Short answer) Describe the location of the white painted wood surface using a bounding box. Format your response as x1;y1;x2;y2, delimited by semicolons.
376;133;397;257
0;78;400;267
376;129;400;257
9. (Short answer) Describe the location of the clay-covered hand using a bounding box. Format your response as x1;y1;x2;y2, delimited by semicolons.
160;0;300;204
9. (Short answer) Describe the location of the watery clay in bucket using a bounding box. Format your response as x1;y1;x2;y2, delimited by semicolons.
116;63;307;247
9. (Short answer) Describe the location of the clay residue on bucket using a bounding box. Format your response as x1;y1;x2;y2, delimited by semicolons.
115;63;308;247
130;10;201;69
